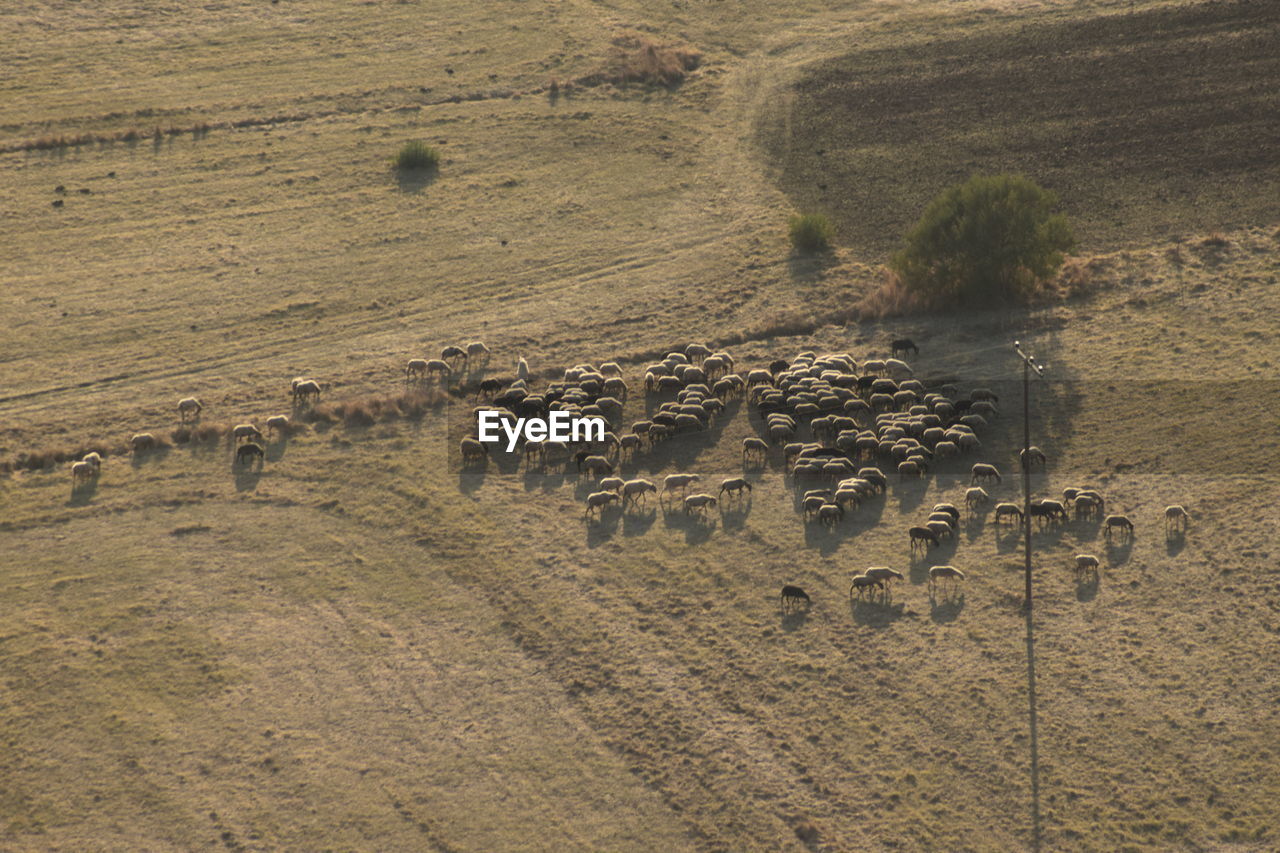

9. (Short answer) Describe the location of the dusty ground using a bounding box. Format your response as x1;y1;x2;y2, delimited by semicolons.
2;0;1279;850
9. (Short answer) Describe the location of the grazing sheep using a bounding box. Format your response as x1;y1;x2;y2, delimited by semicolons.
177;396;203;421
292;379;322;402
1029;499;1067;527
1074;554;1100;579
818;503;844;527
660;474;699;498
931;503;960;524
971;463;1002;484
929;565;965;595
1165;505;1190;533
265;415;290;437
598;476;625;494
1020;445;1047;470
741;436;768;464
459;437;489;464
622;478;658;505
406;358;429;380
685;343;712;362
897;459;922;480
1074;495;1101;520
683;493;718;515
580;455;613;479
891;338;919;358
1104;514;1135;540
965;487;989;511
994;502;1024;525
235;442;264;467
884;357;913;378
925;519;954;540
130;432;157;452
584;490;621;518
71;460;96;484
81;451;102;470
865;567;905;589
719;477;753;499
618;433;641;458
780;585;811;613
909;526;941;551
232;423;263;444
849;574;885;600
441;345;467;366
466;341;491;365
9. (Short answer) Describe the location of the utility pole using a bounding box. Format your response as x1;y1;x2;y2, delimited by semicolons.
1014;341;1046;612
1013;340;1045;852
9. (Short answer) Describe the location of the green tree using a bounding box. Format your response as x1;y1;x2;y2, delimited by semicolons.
890;175;1074;304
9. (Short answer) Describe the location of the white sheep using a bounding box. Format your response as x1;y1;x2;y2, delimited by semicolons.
1074;554;1100;579
662;473;699;496
965;487;989;511
406;358;428;379
1165;505;1189;533
929;565;966;595
232;423;263;444
265;415;290;437
130;432;156;452
516;356;530;381
177;396;203;421
971;463;1001;484
81;451;102;470
466;341;491;365
683;493;718;515
584;491;620;518
71;460;96;484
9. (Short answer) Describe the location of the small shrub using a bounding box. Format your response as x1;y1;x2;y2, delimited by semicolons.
393;140;440;171
788;213;834;253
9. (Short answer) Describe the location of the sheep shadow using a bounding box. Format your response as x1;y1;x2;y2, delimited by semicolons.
662;505;716;544
621;505;658;536
522;466;552;492
779;607;811;631
457;467;487;495
1104;538;1134;565
719;502;751;532
994;524;1023;553
584;511;621;546
801;519;855;556
489;450;522;477
1075;574;1100;602
893;479;929;513
265;438;289;463
908;550;949;585
1165;531;1186;556
130;446;171;468
850;598;908;628
929;592;965;623
67;479;99;506
232;461;263;492
964;513;989;541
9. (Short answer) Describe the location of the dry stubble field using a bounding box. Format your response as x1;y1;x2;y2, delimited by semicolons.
2;0;1279;850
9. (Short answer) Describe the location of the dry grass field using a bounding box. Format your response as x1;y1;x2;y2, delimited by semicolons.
3;0;1279;850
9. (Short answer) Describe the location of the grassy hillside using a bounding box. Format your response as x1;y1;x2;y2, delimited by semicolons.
3;0;1279;850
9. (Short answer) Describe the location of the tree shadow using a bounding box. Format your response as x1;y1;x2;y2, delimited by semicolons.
395;168;438;193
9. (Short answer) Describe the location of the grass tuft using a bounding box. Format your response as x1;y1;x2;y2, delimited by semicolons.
788;213;834;253
393;140;441;171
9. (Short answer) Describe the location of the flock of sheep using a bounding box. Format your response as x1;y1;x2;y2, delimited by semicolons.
450;338;1191;614
49;333;1191;618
